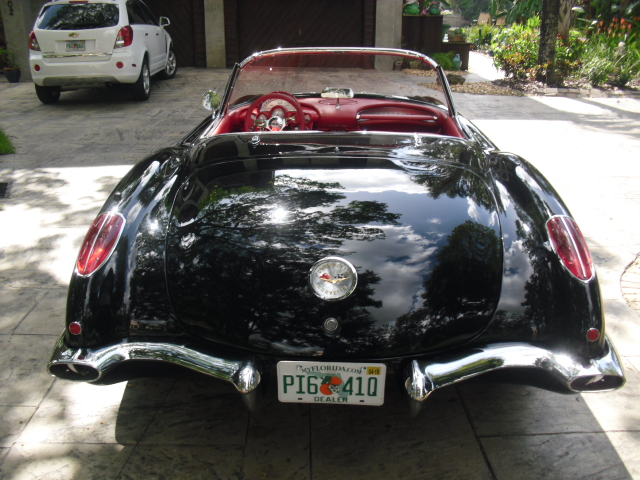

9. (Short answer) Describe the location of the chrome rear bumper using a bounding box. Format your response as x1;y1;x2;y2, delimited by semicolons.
48;332;624;415
48;333;263;411
403;336;624;415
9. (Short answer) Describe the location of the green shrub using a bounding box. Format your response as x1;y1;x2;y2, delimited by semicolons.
432;52;456;70
491;25;540;79
577;35;640;87
467;25;501;45
491;19;583;81
0;129;15;155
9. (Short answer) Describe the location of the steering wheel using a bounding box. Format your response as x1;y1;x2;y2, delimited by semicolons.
243;91;307;132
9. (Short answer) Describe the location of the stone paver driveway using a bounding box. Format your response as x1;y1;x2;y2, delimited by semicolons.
1;61;640;479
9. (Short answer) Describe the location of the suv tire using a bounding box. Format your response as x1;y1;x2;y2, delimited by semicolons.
131;58;151;101
158;48;177;80
35;85;61;104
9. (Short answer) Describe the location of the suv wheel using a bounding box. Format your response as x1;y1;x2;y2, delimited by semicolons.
158;48;177;80
131;59;151;101
35;85;61;104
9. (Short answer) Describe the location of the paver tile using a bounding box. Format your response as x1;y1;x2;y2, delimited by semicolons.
19;379;173;445
0;406;36;447
0;335;56;406
482;433;632;480
14;288;67;335
311;387;492;480
118;444;244;480
0;443;134;480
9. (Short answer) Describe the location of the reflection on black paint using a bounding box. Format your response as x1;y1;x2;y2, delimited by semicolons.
387;220;501;354
166;161;502;358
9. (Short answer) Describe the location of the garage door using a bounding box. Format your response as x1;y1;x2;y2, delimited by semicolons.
144;0;206;67
225;0;376;66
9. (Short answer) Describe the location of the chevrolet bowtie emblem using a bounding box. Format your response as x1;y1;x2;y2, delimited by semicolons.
69;33;80;38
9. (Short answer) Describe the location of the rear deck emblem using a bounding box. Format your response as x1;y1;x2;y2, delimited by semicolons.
309;257;357;301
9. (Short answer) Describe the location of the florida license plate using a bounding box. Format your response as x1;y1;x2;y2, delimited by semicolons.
277;361;386;406
66;40;85;51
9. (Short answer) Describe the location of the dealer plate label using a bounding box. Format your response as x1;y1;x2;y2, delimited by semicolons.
277;361;386;406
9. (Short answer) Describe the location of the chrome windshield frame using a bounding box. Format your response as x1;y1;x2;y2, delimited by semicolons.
217;47;459;121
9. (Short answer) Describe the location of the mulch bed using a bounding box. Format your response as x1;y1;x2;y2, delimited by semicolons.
418;81;525;96
404;67;640;96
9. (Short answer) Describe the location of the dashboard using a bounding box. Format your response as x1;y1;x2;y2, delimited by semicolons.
220;93;461;137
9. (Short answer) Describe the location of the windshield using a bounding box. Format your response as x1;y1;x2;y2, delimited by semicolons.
37;4;120;30
228;51;451;113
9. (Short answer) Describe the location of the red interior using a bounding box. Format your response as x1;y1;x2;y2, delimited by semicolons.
214;94;464;138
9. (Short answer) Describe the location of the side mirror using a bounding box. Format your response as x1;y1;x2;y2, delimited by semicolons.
159;16;170;27
202;90;221;111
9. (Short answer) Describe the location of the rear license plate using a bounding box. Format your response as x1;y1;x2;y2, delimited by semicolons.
66;40;85;51
277;361;386;406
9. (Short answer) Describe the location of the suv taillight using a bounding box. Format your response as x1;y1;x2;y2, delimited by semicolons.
115;26;133;48
76;212;126;276
546;215;594;281
29;31;41;51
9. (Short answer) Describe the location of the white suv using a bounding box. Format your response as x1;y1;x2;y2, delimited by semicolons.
28;0;177;104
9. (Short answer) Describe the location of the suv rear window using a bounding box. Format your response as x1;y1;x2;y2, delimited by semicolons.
37;4;119;30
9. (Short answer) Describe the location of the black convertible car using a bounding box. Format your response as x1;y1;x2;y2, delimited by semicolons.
48;48;625;414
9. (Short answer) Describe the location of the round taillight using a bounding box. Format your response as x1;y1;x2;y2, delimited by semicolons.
546;216;594;281
76;212;126;276
34;64;41;71
116;62;124;69
587;328;600;342
69;322;82;335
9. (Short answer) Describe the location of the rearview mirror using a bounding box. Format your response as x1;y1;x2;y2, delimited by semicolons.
321;87;354;99
159;17;170;27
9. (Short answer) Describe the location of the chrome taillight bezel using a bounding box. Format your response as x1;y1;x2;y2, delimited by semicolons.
546;215;594;282
76;212;126;277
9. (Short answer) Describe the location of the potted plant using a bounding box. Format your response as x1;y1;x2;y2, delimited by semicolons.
0;47;21;83
448;28;467;43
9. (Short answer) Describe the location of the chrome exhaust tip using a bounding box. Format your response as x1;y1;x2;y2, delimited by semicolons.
49;362;101;381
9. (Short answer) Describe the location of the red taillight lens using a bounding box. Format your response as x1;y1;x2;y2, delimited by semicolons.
546;215;594;281
29;31;41;51
115;26;133;48
76;212;125;276
69;322;83;335
587;328;600;342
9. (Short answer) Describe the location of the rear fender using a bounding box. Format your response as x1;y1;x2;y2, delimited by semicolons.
480;151;605;359
64;148;188;348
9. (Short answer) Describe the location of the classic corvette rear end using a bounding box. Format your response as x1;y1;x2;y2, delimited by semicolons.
48;48;624;414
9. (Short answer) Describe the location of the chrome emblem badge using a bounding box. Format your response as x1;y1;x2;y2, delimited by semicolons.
309;257;357;301
69;32;80;38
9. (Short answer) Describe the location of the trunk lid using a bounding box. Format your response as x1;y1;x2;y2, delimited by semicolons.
166;150;502;359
